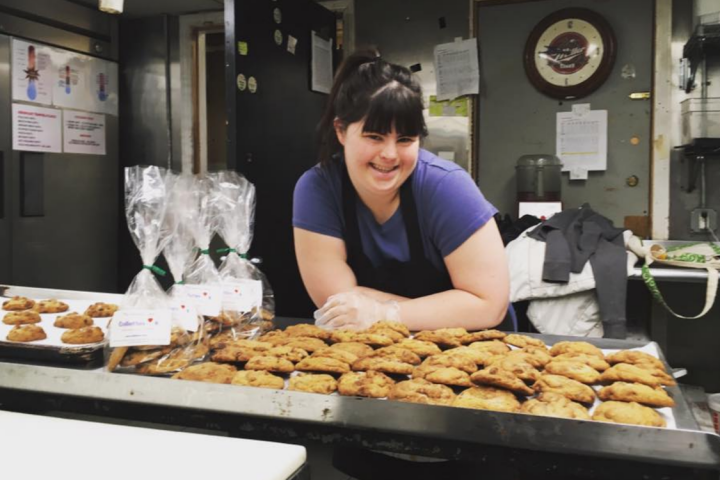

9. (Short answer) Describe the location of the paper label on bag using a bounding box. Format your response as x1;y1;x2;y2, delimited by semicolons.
110;309;172;347
183;284;223;317
222;280;263;313
170;287;201;332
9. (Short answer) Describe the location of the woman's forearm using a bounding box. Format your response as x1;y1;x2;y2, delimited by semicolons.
349;286;409;303
397;289;507;331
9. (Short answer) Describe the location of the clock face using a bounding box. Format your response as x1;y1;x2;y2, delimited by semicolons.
524;9;616;99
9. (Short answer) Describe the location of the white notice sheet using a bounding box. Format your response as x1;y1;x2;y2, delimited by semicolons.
311;31;333;94
556;108;608;173
12;103;62;153
433;39;480;101
63;111;106;155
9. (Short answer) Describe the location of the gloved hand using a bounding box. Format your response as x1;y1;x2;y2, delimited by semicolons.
313;292;400;331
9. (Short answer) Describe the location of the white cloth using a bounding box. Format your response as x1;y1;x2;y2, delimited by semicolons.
506;227;637;336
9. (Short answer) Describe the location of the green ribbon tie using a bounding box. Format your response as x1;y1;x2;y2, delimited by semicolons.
217;247;237;254
143;265;167;276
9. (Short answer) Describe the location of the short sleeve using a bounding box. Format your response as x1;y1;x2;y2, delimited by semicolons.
292;167;344;239
425;170;498;257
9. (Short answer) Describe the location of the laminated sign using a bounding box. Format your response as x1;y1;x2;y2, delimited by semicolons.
110;309;172;347
223;279;263;312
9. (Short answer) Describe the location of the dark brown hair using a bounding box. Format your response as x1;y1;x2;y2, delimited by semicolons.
317;49;428;166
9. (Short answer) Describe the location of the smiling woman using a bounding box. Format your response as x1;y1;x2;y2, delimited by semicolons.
292;49;511;333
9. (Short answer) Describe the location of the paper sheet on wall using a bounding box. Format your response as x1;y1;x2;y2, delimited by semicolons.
63;111;106;155
433;39;480;101
11;38;118;116
556;106;607;172
311;31;333;94
12;103;62;153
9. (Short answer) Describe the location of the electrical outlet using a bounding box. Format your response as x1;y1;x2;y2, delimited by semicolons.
691;208;717;232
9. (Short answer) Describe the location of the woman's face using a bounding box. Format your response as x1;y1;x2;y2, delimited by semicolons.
335;120;420;199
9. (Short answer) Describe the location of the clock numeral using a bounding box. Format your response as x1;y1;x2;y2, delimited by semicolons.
565;78;569;86
567;20;574;29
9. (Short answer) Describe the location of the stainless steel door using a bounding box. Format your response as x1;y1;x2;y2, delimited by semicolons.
0;34;118;292
0;35;11;284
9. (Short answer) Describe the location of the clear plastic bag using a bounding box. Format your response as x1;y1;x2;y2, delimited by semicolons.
210;171;275;339
107;166;175;371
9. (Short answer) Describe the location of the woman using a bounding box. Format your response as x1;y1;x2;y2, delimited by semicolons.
293;49;510;332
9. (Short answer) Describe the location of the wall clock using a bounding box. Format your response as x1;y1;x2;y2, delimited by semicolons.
524;8;616;100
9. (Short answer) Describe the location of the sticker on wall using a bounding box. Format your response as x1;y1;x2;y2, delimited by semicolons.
238;41;249;56
287;35;298;55
273;7;282;24
236;73;247;91
248;76;258;94
274;30;283;46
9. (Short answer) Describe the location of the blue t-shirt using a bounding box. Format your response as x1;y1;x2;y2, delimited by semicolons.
293;149;498;272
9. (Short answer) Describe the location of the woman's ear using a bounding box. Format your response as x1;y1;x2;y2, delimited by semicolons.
333;119;346;146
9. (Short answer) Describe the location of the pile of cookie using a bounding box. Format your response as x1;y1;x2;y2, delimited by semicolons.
168;322;676;428
2;296;115;345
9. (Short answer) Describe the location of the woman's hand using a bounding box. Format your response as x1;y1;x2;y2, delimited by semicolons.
314;292;400;331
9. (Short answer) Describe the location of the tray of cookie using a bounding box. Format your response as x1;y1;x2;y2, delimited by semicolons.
126;320;697;433
0;285;122;366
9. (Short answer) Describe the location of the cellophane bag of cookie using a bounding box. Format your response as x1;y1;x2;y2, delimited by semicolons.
210;171;275;339
106;166;176;372
181;174;226;337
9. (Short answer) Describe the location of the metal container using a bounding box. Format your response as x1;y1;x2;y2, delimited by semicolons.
516;154;563;202
681;97;720;144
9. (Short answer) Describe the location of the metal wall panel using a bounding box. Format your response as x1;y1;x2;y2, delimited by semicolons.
0;35;12;283
355;0;472;171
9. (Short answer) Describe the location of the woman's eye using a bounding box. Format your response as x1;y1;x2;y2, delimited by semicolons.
399;137;415;143
366;135;383;141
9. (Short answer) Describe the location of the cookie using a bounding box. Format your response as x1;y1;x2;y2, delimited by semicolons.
395;339;442;357
245;355;295;373
288;373;337;394
605;350;666;371
107;347;129;372
533;374;596;404
519;345;553;367
544;360;601;384
424;367;473;387
441;346;489;366
6;324;46;342
598;382;675;408
211;346;263;363
329;341;374;358
470;366;534;396
460;329;507;344
412;354;478;379
121;346;173;367
483;354;541;383
592;401;666;427
84;302;118;318
599;363;662;388
171;362;237;383
338;370;395;398
520;392;591;420
552;352;610;371
54;312;94;329
352;356;414;375
549;341;604;360
367;346;422;365
503;333;546;349
231;370;285;389
266;346;309;363
330;331;394;347
453;386;521;412
258;330;290;345
365;327;405;343
367;321;410;338
468;339;511;355
311;347;358;365
3;310;41;325
631;363;677;387
60;326;104;344
295;356;350;374
486;350;545;370
388;379;455;406
413;329;464;349
33;299;69;314
2;296;35;311
285;323;331;341
282;336;328;352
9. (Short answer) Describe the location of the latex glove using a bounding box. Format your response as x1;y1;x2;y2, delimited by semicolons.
314;292;400;331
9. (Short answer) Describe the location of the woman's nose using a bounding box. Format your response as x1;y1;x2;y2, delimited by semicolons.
380;142;398;160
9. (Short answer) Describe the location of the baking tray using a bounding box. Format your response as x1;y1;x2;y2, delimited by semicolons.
0;285;123;368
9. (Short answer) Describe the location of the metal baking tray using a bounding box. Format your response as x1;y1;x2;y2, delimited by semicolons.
0;285;122;368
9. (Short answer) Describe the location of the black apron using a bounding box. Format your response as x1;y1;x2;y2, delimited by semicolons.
341;161;516;332
341;162;453;299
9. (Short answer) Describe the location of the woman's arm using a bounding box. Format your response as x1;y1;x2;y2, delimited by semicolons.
295;219;509;331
